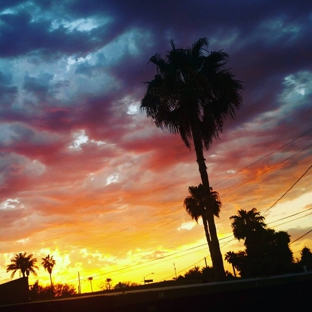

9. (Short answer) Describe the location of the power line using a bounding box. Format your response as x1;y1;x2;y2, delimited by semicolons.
71;204;178;249
81;142;311;257
262;165;312;215
213;127;312;188
268;207;312;225
24;129;312;257
27;126;310;247
220;209;312;250
51;157;312;285
162;258;206;281
63;209;312;285
290;229;312;245
220;142;312;197
271;212;312;228
65;147;312;256
24;130;312;287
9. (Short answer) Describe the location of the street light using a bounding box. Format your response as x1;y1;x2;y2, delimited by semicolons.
143;272;154;284
88;277;93;292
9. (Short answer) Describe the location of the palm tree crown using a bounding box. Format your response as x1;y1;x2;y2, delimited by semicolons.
41;254;56;275
230;208;266;242
141;37;242;150
184;184;221;222
6;252;38;278
141;37;242;280
224;251;238;277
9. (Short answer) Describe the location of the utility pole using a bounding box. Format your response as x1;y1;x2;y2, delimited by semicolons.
204;257;208;268
173;263;177;279
78;272;81;294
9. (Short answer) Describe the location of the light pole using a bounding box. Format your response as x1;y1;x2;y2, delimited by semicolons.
88;277;93;292
143;272;154;284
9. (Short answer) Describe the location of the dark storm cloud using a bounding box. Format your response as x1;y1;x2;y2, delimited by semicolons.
23;72;54;99
0;0;310;162
63;0;312;129
0;85;17;108
0;0;311;285
0;0;25;10
0;10;111;58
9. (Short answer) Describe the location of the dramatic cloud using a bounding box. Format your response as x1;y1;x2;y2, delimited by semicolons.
0;0;311;289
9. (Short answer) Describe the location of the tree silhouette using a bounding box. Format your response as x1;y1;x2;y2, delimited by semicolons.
141;37;242;280
229;209;293;277
300;246;312;271
201;266;215;281
224;251;239;277
41;254;56;294
6;252;38;278
183;266;202;280
184;184;221;257
230;208;266;255
106;278;112;290
29;281;76;300
53;283;76;297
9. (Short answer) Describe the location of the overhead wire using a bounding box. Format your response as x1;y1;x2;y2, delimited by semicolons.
37;128;312;254
262;165;312;215
39;127;312;253
66;160;312;283
213;127;312;188
63;208;312;286
32;128;312;286
272;212;312;228
290;229;312;245
220;142;312;197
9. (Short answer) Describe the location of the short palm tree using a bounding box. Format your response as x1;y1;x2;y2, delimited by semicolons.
141;37;242;280
106;278;112;290
230;208;266;241
224;251;238;277
230;208;267;257
6;252;38;278
184;184;221;258
42;254;56;291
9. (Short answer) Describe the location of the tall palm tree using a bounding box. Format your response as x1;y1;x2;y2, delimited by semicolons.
41;254;56;291
184;184;221;259
6;252;38;278
141;37;242;280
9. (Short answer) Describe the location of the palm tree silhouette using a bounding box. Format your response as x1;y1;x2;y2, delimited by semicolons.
141;37;242;280
106;278;112;290
230;208;266;250
6;252;38;278
184;184;221;260
224;251;238;277
42;254;56;293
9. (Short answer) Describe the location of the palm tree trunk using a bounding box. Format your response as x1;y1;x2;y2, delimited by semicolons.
49;273;54;297
202;214;213;256
206;211;226;280
191;118;225;281
232;264;237;277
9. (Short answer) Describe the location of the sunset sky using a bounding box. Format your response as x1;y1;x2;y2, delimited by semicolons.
0;0;312;292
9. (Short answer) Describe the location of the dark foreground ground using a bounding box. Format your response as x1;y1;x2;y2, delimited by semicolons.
1;272;311;312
